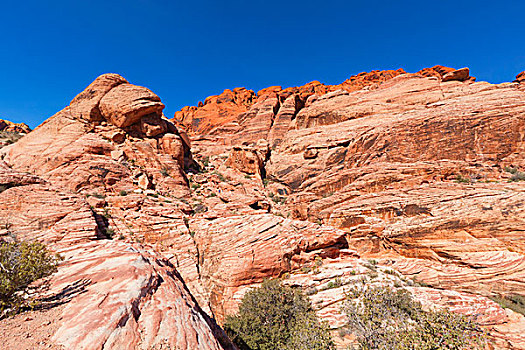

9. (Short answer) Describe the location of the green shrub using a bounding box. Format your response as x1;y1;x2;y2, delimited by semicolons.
510;171;525;182
504;166;518;174
343;285;485;349
224;279;334;350
455;174;471;183
0;131;23;147
0;241;61;316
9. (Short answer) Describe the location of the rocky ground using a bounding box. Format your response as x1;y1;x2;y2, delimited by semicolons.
0;66;524;349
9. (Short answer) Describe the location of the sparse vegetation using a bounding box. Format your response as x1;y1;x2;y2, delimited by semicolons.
503;166;525;181
271;195;286;205
212;171;227;182
224;279;334;350
455;174;471;183
119;190;128;196
504;166;518;174
105;227;115;238
510;171;525;182
0;240;61;317
0;131;24;147
343;285;485;349
326;277;343;289
490;294;525;316
201;156;210;168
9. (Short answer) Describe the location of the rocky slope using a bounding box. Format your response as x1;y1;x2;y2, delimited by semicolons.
0;118;31;134
0;118;30;148
170;67;525;349
0;68;524;349
0;76;234;350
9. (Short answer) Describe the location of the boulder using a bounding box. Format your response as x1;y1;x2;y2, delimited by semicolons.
69;73;128;122
99;83;165;128
442;67;470;82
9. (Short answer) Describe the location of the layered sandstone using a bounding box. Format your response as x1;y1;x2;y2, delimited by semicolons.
0;118;31;133
1;66;524;349
0;76;234;350
173;65;472;136
170;67;524;349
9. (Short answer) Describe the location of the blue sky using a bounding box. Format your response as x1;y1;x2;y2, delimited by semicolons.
1;0;524;129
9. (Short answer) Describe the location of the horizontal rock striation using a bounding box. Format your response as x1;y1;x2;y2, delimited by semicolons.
1;65;524;349
0;76;235;350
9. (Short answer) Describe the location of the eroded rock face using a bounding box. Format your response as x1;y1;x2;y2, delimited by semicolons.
2;67;524;349
172;66;475;138
0;119;31;133
442;67;471;82
0;75;236;349
168;67;525;349
0;164;234;350
0;74;189;198
99;83;165;128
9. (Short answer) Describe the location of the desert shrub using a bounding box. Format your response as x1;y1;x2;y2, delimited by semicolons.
510;171;525;182
343;285;485;350
0;241;61;316
490;294;525;315
224;279;334;350
454;174;471;183
504;166;518;174
0;131;23;147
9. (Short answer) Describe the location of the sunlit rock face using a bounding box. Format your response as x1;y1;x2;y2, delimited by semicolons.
0;75;235;350
169;66;525;349
1;66;525;349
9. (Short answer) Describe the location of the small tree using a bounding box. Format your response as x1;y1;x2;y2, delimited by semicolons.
224;279;334;350
343;285;485;350
0;240;61;316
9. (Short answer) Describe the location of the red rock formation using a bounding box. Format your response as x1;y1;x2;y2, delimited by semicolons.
442;67;471;82
0;76;235;350
1;67;524;349
170;68;524;349
0;119;31;133
515;71;525;83
173;66;474;137
174;87;255;134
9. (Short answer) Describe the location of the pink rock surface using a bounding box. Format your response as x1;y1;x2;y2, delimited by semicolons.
1;67;524;349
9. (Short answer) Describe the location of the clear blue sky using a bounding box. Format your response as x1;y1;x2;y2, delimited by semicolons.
1;0;524;129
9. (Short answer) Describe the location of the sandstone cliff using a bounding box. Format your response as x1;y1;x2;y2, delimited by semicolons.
0;75;234;350
0;118;31;134
170;66;524;349
0;67;524;349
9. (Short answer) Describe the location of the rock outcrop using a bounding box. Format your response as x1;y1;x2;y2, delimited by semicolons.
0;119;31;133
0;76;234;350
168;66;524;349
1;66;524;349
172;66;474;137
516;71;525;84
